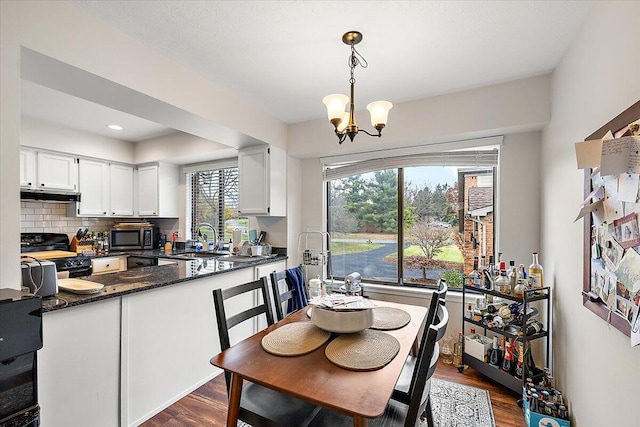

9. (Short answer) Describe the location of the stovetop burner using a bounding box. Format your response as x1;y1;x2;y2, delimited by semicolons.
21;233;92;277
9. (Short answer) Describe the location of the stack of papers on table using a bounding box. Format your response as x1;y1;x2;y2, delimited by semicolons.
310;295;375;310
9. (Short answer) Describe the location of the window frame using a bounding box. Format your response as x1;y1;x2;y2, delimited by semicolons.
323;139;501;289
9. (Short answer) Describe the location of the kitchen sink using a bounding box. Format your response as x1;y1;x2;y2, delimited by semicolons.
170;251;230;259
217;255;275;263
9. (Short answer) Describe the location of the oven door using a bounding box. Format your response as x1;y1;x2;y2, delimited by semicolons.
110;229;143;249
0;352;39;426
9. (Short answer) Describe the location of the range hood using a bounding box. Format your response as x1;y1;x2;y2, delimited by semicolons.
20;190;81;203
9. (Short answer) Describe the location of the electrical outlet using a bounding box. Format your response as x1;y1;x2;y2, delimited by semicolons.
176;230;182;239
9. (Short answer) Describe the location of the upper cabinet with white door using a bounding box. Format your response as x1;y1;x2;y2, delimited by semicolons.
137;163;179;217
20;149;37;189
238;145;286;216
20;148;78;192
109;163;135;216
36;151;78;192
77;158;110;216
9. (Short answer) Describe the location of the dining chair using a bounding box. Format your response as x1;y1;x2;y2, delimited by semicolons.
213;277;319;427
269;265;308;321
307;304;450;427
269;267;305;321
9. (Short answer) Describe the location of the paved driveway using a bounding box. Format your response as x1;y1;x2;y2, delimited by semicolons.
330;242;443;281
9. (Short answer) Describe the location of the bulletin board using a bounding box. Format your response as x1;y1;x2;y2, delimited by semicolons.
582;100;640;338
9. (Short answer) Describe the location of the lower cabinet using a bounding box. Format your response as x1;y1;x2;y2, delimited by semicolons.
39;298;121;427
38;262;283;427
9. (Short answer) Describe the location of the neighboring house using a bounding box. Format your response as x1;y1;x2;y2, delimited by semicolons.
459;169;494;274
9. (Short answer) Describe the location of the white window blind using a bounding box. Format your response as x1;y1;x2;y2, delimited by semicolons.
323;149;499;181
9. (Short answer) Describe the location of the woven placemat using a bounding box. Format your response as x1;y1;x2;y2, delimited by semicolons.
325;329;400;371
370;307;411;330
261;322;331;356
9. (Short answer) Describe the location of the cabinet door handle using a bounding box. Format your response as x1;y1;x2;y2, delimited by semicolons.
41;183;45;186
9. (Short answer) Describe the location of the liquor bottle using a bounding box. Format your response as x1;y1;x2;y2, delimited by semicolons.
494;262;510;294
453;331;464;368
469;256;481;287
501;339;513;374
465;302;474;319
484;255;495;289
529;252;544;289
488;336;500;366
507;260;517;294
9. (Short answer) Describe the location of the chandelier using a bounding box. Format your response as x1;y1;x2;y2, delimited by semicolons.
323;31;393;144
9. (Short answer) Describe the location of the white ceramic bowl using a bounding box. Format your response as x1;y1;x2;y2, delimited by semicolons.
311;306;373;333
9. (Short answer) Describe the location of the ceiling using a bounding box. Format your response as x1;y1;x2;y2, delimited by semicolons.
22;1;594;143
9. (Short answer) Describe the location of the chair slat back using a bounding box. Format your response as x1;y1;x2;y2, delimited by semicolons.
213;277;275;352
404;304;449;427
270;269;298;321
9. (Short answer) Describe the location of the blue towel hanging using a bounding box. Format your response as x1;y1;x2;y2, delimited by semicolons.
285;266;308;314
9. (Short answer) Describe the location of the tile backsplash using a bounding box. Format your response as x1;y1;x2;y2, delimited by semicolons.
21;201;117;239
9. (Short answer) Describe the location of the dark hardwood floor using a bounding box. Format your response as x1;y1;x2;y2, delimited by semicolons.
141;360;526;427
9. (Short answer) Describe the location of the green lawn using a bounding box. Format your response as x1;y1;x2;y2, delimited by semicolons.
402;244;464;263
331;241;384;255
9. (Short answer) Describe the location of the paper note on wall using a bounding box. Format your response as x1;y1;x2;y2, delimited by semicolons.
600;136;640;176
575;131;614;169
575;139;603;169
618;173;640;202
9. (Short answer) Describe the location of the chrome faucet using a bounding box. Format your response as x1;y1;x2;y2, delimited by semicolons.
195;222;218;250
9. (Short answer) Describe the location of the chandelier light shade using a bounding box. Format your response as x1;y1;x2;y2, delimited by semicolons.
323;31;393;144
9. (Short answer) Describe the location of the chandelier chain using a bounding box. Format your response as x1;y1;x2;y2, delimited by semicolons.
348;43;368;85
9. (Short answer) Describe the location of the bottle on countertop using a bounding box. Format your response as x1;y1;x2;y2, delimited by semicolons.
528;252;544;289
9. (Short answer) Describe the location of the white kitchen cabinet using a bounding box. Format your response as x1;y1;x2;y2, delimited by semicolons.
39;298;121;427
20;149;37;188
36;151;78;192
137;163;179;217
92;256;127;275
238;145;286;216
110;163;135;216
77;158;110;216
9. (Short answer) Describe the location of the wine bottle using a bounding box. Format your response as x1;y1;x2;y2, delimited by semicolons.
498;336;505;366
501;339;513;374
484;255;494;289
523;345;536;379
515;342;524;378
529;252;544;289
453;331;464;368
489;336;499;366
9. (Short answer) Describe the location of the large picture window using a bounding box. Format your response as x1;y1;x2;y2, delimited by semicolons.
325;146;498;289
187;166;248;244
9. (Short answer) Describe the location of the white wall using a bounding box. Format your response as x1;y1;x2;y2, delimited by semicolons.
541;2;640;426
288;74;551;159
21;117;135;163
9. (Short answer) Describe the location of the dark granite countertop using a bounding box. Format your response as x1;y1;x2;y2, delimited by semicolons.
44;253;287;313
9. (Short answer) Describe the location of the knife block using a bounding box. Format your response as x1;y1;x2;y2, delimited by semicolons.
70;237;94;254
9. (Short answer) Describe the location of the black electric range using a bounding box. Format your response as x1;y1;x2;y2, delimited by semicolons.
20;233;92;277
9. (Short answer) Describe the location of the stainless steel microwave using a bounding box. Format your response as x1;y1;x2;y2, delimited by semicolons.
110;226;159;250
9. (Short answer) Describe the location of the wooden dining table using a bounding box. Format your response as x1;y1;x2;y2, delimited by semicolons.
210;300;428;427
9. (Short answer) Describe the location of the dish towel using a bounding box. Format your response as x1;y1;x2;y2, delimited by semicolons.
285;266;308;314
